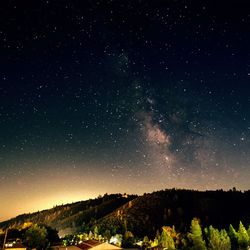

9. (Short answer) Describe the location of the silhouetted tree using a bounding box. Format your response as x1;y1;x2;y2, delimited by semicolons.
44;226;60;245
122;231;134;248
25;224;48;250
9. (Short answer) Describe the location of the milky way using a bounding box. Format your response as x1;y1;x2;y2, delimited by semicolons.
0;0;250;220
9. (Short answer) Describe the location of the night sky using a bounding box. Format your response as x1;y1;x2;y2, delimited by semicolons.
1;0;250;221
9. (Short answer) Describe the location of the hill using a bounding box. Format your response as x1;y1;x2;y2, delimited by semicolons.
1;189;250;238
97;189;250;237
0;193;137;236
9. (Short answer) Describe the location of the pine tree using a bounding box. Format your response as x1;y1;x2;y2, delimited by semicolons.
238;221;249;249
228;224;238;247
205;226;231;250
142;236;150;249
88;230;93;240
205;225;220;250
220;229;231;250
93;226;99;240
160;230;175;249
188;218;207;250
247;226;250;238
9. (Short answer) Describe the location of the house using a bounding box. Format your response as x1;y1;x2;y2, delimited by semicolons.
4;242;26;250
50;246;80;250
77;240;122;250
51;240;122;250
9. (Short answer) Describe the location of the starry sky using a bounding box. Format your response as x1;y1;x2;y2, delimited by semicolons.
0;0;250;221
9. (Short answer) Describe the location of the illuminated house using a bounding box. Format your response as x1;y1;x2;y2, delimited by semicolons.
77;240;122;250
4;241;26;250
51;240;122;250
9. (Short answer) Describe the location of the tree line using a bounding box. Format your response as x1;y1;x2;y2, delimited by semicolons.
1;218;250;250
140;218;250;250
63;218;250;250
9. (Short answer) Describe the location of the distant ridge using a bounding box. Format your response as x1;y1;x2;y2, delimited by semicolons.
1;189;250;237
0;193;136;236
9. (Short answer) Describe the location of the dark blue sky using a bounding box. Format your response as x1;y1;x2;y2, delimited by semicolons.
0;0;250;220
